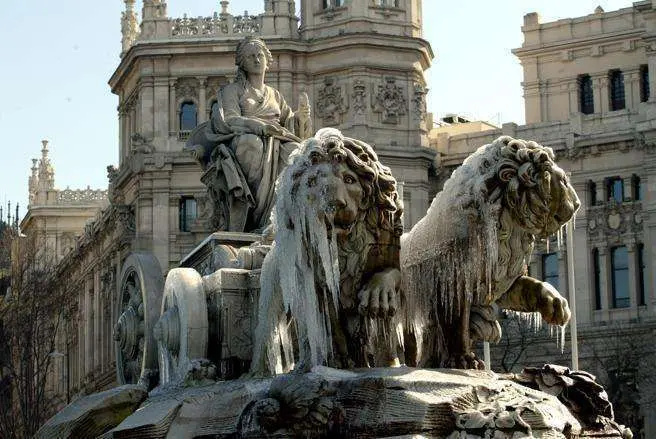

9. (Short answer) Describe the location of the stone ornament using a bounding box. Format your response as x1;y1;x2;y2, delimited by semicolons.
372;76;407;124
351;79;367;115
120;0;139;54
175;77;199;100
316;77;348;125
587;199;643;239
402;136;580;369
412;82;427;122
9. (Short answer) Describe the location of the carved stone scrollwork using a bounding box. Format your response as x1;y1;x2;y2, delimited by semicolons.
587;200;643;240
316;77;348;125
115;205;136;244
176;77;199;101
352;80;367;115
130;133;155;154
372;77;407;124
412;82;427;122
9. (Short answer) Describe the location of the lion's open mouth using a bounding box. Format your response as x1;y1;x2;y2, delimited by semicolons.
324;212;356;236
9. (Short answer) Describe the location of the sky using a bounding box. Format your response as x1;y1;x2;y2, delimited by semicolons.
0;0;633;222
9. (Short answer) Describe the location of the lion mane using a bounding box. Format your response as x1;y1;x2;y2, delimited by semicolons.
252;128;403;375
402;135;579;366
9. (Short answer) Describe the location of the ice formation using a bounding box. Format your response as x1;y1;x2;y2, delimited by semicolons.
401;136;578;363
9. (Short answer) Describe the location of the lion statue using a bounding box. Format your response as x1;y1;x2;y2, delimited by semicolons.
402;135;580;369
250;128;404;375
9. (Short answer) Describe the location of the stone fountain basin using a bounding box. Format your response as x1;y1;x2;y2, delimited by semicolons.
38;366;593;438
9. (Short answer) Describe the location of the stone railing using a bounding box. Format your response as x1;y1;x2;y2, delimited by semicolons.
169;11;261;39
56;188;108;205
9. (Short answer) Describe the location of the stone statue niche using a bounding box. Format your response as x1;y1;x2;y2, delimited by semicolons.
185;36;312;233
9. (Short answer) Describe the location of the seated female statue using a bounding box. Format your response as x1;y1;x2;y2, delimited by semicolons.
186;36;311;232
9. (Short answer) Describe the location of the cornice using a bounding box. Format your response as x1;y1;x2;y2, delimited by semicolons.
512;29;645;59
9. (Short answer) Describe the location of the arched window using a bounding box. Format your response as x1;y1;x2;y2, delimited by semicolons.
210;100;219;121
180;101;198;131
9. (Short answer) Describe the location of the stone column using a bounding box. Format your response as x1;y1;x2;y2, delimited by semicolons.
198;77;207;124
596;178;606;203
625;68;640;111
647;44;656;103
153;180;171;272
118;107;128;164
154;76;170;147
77;287;84;391
139;78;155;138
94;268;101;373
169;78;177;137
278;56;293;112
623;175;633;201
593;74;607;114
84;278;93;382
567;79;579;115
598;245;610;320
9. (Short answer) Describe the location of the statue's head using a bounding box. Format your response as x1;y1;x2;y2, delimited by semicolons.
235;37;272;81
276;128;403;242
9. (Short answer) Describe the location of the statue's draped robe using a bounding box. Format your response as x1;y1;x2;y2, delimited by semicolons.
186;82;299;231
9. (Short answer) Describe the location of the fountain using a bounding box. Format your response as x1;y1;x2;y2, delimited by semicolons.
37;37;632;439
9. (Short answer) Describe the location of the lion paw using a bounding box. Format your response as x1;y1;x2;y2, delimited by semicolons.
358;268;401;317
538;282;571;326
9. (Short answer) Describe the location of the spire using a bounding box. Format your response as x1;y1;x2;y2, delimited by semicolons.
38;140;55;193
14;203;19;228
28;158;38;207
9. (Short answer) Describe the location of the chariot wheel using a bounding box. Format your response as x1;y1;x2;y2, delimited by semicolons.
114;253;164;389
154;268;208;385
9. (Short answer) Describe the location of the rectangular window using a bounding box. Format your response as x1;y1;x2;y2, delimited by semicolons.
579;74;594;114
606;177;623;203
542;252;559;291
640;65;650;103
593;249;602;310
638;243;645;306
179;197;197;232
611;246;629;308
632;174;642;201
609;69;626;111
